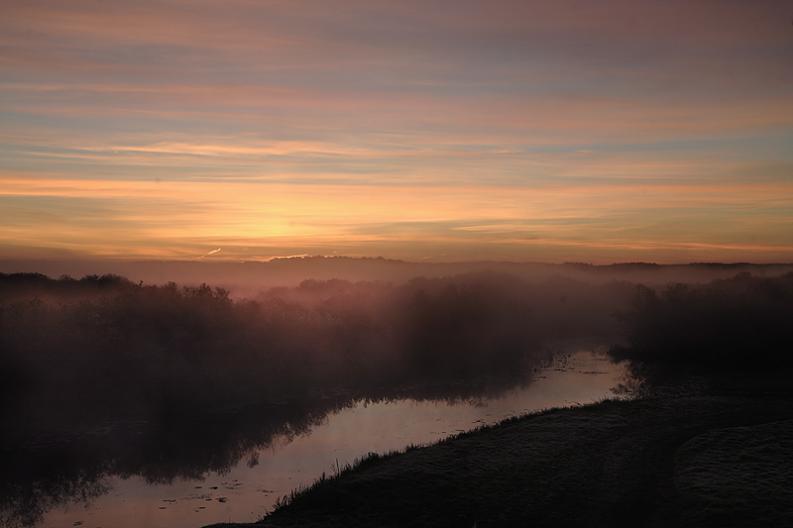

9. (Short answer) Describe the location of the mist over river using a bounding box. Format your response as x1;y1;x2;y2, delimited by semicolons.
9;349;627;528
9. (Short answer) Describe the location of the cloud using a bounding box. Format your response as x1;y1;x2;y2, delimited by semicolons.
203;247;222;258
2;175;793;262
1;1;792;262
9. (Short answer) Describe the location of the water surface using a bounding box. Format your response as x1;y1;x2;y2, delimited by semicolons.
25;350;626;528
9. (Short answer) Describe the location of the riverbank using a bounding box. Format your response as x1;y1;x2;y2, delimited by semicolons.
211;390;793;527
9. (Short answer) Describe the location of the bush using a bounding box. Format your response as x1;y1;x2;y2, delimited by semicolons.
610;272;793;375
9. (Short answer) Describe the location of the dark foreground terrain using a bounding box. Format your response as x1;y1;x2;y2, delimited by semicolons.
212;388;793;528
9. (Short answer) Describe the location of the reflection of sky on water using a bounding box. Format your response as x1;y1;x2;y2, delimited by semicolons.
38;350;627;528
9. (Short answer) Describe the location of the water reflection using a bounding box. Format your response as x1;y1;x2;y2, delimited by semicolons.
1;350;627;528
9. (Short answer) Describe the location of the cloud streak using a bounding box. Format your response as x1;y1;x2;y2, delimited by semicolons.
1;1;792;261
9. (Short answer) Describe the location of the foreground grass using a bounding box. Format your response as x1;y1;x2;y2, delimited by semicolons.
208;388;793;528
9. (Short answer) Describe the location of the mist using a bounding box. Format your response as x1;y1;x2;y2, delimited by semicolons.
3;257;792;296
1;269;631;525
0;271;632;428
3;264;793;526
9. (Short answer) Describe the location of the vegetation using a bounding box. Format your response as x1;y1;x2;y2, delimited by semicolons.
610;272;793;381
209;271;793;528
5;270;793;527
0;271;629;429
0;270;627;526
224;394;793;528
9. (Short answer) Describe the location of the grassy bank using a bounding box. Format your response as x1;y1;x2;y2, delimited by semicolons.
210;389;793;528
202;272;793;527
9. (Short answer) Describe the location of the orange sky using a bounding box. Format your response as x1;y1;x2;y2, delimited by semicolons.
2;1;792;263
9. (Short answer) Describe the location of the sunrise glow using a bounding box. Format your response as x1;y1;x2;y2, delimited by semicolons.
2;1;792;262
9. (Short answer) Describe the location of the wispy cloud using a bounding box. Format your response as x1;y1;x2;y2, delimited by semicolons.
1;1;792;261
202;247;222;258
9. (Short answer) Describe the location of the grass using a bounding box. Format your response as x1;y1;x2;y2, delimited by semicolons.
206;387;793;528
267;401;605;516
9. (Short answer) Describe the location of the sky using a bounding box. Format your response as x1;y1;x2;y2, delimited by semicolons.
1;0;792;263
